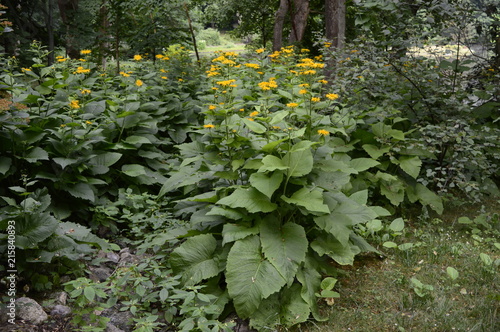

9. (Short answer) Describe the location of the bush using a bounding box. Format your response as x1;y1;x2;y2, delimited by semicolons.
196;28;221;46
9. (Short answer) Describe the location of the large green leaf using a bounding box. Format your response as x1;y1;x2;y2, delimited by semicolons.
226;235;286;318
349;158;380;172
24;147;49;163
296;254;324;321
260;216;308;284
362;144;390;159
66;183;95;202
249;171;283;199
222;223;260;246
314;213;352;247
121;164;147;177
259;155;288;172
0;157;12;175
88;152;122;175
242;118;266;133
311;234;360;265
217;188;277;213
282;148;313;177
406;183;443;214
170;234;222;285
398;156;422;179
281;188;330;214
15;212;58;249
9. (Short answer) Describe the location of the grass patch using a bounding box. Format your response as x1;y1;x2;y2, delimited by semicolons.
294;200;500;332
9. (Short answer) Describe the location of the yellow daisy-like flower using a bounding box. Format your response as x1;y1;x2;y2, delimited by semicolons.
21;68;31;72
120;71;130;77
204;124;215;129
80;49;91;55
318;79;328;84
326;93;339;100
178;78;184;82
57;58;67;62
161;76;168;79
78;59;86;62
69;100;80;109
239;108;244;112
216;79;236;87
133;54;143;61
74;66;90;74
244;63;260;69
255;48;265;54
135;79;143;87
155;54;164;59
317;129;330;136
299;89;308;95
85;121;93;125
80;89;91;95
209;105;217;110
311;97;320;102
286;102;298;108
249;111;259;117
299;83;310;87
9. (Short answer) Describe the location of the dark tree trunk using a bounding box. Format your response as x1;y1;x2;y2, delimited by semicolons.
47;0;55;65
273;0;289;51
325;0;345;49
58;0;79;58
288;0;310;44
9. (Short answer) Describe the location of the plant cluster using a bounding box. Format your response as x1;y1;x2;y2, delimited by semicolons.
156;46;445;330
0;42;204;285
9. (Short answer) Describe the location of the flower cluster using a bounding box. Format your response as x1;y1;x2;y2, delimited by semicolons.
258;77;278;91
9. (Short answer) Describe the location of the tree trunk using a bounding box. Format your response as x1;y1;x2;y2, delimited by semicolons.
273;0;289;51
47;0;55;65
324;0;346;81
288;0;310;44
58;0;80;58
325;0;345;49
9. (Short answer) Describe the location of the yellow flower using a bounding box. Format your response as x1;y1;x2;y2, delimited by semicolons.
247;118;255;121
80;50;91;55
299;89;307;95
85;121;93;125
21;68;31;72
69;100;80;109
80;89;91;95
326;93;339;100
216;79;236;87
299;83;310;87
209;105;217;110
161;76;168;79
204;124;215;129
135;79;144;87
178;78;184;82
255;48;265;54
249;111;259;117
324;42;332;48
74;66;90;74
57;58;67;62
239;108;244;112
155;54;164;59
311;97;320;102
286;102;298;108
133;54;143;61
79;59;86;62
318;79;328;84
317;129;330;136
120;71;130;77
244;63;260;69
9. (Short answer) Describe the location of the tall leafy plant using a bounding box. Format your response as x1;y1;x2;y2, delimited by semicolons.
158;48;440;329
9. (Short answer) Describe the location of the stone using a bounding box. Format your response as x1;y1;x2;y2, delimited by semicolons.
16;297;48;325
106;322;126;332
50;305;72;317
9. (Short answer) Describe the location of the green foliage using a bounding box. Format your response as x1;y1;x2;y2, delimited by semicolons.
0;42;204;286
197;28;221;46
157;47;444;330
64;256;235;332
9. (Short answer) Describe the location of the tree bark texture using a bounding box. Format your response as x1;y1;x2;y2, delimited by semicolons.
325;0;345;49
273;0;289;51
288;0;310;44
57;0;80;58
